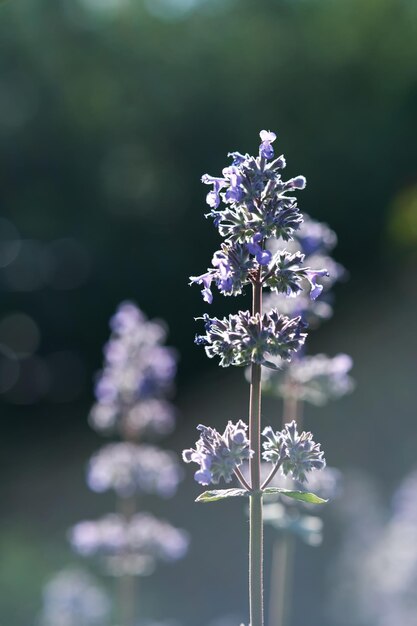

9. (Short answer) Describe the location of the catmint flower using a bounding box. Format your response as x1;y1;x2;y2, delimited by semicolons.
182;420;253;485
223;165;244;203
264;215;345;325
189;243;255;303
87;442;183;498
262;353;354;405
247;233;273;265
195;309;306;368
200;135;305;245
39;568;111;626
305;269;329;300
202;175;228;209
89;301;177;437
259;130;277;160
263;250;328;300
89;397;176;436
262;420;325;482
296;215;338;256
70;513;189;565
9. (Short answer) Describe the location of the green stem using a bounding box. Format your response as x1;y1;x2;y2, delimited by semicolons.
118;572;137;626
249;274;264;626
268;534;295;626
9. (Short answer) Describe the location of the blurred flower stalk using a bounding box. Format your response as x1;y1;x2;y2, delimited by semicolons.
70;302;189;626
184;131;331;626
261;215;354;626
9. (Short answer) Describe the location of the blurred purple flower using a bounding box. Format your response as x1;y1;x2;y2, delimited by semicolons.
70;513;189;571
87;442;183;498
89;302;177;437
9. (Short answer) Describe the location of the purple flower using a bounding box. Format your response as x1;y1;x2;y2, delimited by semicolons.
262;353;354;406
247;234;272;266
223;165;244;204
259;130;277;159
201;174;227;209
195;309;307;368
212;250;233;292
262;421;326;482
189;270;215;304
190;243;255;303
39;568;111;626
87;443;183;498
283;175;307;191
89;302;178;438
305;269;329;300
183;420;253;485
70;513;189;568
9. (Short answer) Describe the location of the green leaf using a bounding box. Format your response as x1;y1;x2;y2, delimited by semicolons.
263;487;327;504
196;488;249;503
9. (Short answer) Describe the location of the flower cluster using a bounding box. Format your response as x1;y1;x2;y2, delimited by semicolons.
190;243;255;303
71;513;189;576
183;420;252;485
89;301;177;437
195;309;307;368
264;214;345;325
190;131;329;369
202;139;306;245
39;568;111;626
87;442;183;498
263;250;328;300
262;353;354;406
184;419;326;488
262;420;325;482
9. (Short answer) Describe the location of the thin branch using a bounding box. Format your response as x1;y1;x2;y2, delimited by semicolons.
261;460;283;491
234;466;253;492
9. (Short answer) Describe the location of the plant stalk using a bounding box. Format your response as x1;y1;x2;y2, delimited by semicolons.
268;533;295;626
268;391;301;626
249;273;264;626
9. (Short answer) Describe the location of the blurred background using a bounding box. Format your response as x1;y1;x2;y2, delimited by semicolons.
1;0;417;624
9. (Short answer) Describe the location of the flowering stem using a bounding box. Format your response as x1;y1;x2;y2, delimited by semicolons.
249;271;264;626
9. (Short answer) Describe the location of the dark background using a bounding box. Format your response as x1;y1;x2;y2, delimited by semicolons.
1;0;417;624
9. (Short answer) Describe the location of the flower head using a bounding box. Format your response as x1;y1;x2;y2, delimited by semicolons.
70;513;189;576
183;420;252;485
87;442;183;498
89;302;177;438
259;130;277;160
262;420;325;482
262;353;354;406
39;568;111;626
195;309;307;368
264;215;345;325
